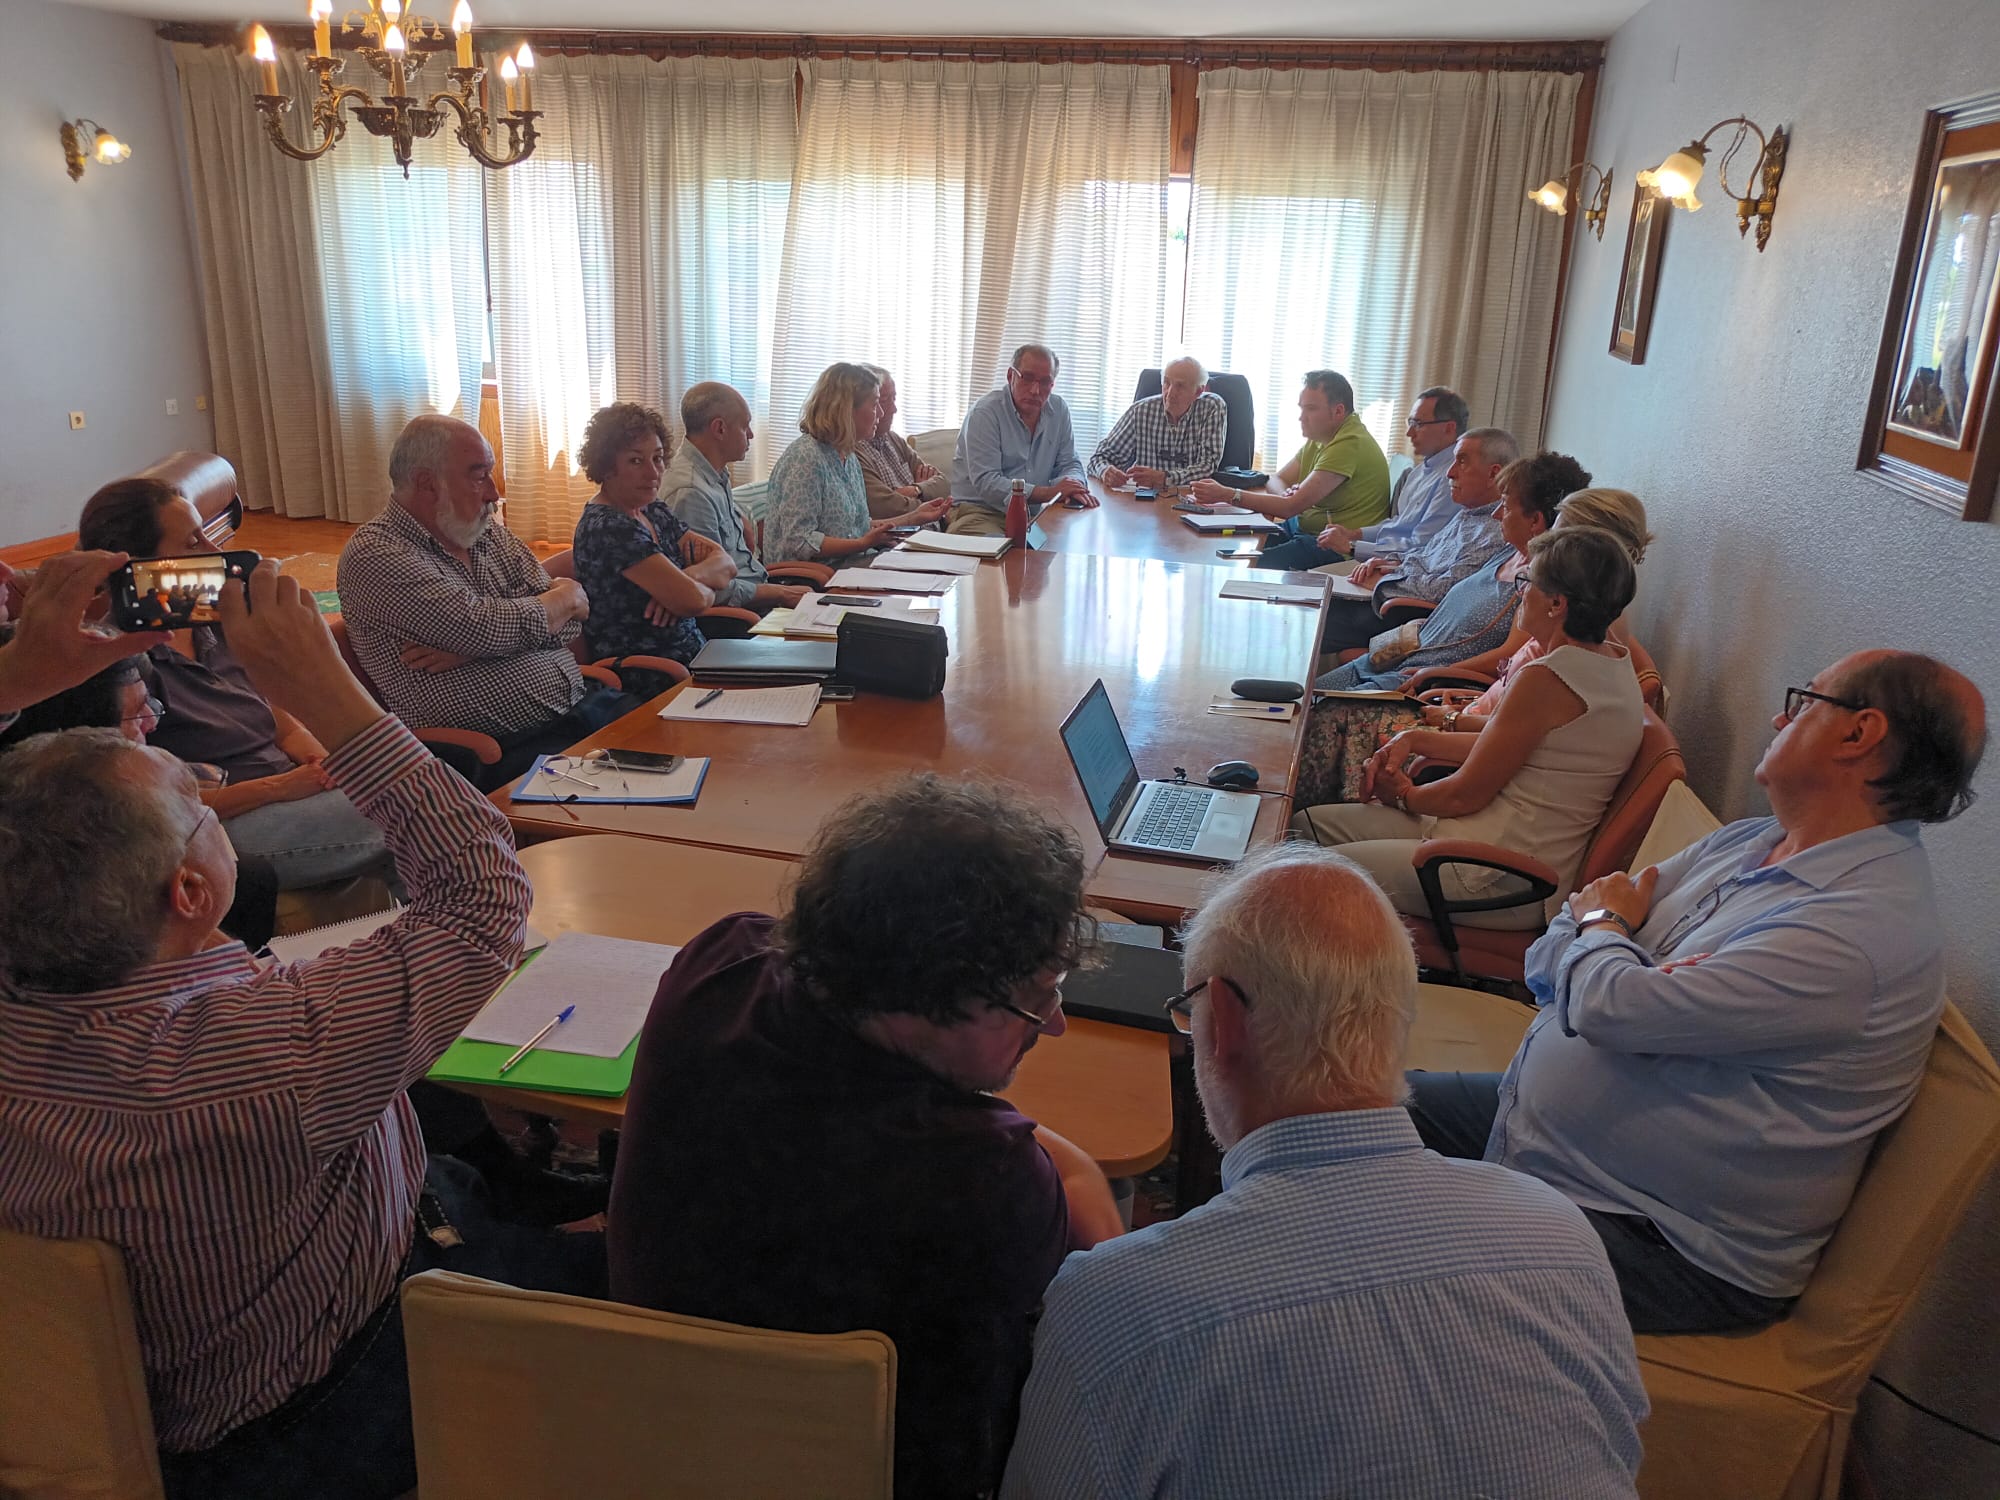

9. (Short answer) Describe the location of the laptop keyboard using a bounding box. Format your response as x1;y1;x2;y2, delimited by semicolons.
1131;785;1211;849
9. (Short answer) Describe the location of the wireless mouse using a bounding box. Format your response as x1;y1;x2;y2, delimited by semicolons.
1206;760;1260;791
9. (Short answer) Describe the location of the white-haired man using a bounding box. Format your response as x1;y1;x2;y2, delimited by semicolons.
1088;357;1227;493
1002;844;1647;1499
338;413;635;786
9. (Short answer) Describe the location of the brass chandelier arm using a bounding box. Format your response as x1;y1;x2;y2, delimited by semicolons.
427;74;540;169
254;82;375;161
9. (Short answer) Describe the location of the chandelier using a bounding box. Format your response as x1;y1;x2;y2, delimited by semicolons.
247;0;539;176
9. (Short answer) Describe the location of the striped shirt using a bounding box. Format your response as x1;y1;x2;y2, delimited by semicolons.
337;501;584;738
1002;1110;1648;1499
1086;392;1228;487
0;715;530;1451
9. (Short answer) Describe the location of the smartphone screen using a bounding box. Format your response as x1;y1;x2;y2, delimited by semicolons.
110;551;259;631
603;749;684;775
1217;544;1263;559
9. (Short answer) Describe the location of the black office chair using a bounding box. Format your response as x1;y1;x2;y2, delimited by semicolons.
1133;368;1257;472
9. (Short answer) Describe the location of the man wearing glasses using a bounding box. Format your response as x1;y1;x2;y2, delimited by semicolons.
609;774;1122;1500
1408;651;1987;1336
947;342;1093;536
1004;844;1646;1498
1318;385;1469;561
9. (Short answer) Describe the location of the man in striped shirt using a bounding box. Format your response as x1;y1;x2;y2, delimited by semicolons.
0;564;600;1500
1002;844;1647;1499
1087;356;1228;493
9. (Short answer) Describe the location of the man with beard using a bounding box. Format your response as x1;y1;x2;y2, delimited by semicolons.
609;774;1123;1500
338;414;635;787
1001;844;1646;1499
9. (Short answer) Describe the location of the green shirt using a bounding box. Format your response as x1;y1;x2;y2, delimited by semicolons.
1292;414;1391;535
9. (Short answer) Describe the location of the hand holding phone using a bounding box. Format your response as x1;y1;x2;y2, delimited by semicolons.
109;551;261;631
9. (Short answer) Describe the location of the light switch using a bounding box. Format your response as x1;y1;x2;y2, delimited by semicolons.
69;411;86;430
166;398;180;416
196;394;209;411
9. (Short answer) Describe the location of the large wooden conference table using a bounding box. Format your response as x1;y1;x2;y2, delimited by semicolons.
496;520;1328;925
1033;475;1275;567
448;835;1177;1177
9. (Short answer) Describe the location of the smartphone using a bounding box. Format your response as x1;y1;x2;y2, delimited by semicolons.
1133;487;1158;502
602;749;684;775
1060;496;1090;508
109;551;260;631
820;684;857;703
1217;543;1264;559
820;595;884;607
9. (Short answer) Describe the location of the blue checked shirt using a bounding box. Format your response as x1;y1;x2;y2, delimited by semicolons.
1502;816;1945;1298
1001;1110;1647;1500
1351;445;1457;560
1378;497;1509;604
1086;392;1227;487
951;388;1086;513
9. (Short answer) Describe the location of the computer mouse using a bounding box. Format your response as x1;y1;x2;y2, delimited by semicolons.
1206;760;1260;791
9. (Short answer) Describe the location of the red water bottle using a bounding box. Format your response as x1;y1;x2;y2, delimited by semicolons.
1005;478;1029;546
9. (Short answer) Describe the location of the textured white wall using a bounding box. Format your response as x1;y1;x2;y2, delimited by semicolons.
1546;0;2000;1489
0;0;212;545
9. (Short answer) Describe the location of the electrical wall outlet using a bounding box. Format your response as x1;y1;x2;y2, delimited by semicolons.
165;398;180;416
196;394;209;411
68;411;86;430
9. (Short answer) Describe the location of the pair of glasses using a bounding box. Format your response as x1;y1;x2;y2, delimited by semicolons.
998;973;1067;1028
1010;369;1056;390
1405;415;1452;430
1784;686;1866;721
182;804;218;855
122;694;165;727
1162;976;1253;1034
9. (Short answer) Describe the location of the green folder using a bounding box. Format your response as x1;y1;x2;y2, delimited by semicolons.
426;1034;638;1097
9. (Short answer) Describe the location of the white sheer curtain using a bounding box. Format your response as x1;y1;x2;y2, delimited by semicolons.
768;58;1171;461
483;54;798;542
1186;67;1580;465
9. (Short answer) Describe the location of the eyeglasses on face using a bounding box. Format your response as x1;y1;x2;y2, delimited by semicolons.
998;972;1067;1028
1405;415;1452;429
1162;976;1254;1034
1009;368;1056;390
122;694;165;726
1783;686;1866;722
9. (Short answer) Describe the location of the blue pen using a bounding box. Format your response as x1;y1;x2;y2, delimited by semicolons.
498;1004;576;1074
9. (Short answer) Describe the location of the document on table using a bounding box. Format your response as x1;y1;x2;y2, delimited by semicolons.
1323;571;1376;601
266;910;553;964
899;529;1010;557
827;568;956;595
1220;578;1327;605
785;593;938;640
877;548;980;575
510;754;709;805
1179;512;1285;534
458;932;677;1058
657;683;821;726
1208;694;1300;722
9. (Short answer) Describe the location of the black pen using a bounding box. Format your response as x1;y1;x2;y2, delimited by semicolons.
693;687;724;709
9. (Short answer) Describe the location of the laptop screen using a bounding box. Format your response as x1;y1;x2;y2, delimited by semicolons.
1059;680;1141;837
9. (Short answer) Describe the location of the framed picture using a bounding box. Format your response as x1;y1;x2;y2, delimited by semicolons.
1861;91;2000;521
1610;185;1670;364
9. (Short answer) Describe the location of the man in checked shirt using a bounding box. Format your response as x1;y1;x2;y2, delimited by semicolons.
0;564;602;1500
1088;355;1227;495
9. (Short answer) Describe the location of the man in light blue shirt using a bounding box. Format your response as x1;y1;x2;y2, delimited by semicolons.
1003;844;1647;1500
662;382;807;614
1409;650;1986;1333
948;343;1091;536
1319;384;1468;561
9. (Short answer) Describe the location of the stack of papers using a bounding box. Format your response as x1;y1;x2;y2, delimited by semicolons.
785;593;940;640
877;548;980;575
1220;578;1328;605
1208;694;1301;722
900;530;1011;559
458;932;676;1059
511;753;709;805
826;568;957;595
658;684;821;726
1180;512;1284;534
1322;571;1377;601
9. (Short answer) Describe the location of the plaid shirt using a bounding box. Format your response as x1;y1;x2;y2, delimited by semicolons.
1086;392;1227;487
0;717;531;1450
337;503;584;738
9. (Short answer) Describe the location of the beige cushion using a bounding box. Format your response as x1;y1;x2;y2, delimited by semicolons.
0;1231;165;1500
906;427;959;477
1409;982;1533;1073
1630;780;1725;872
400;1270;896;1500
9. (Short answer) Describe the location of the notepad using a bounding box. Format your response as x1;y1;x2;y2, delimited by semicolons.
457;932;674;1058
899;530;1011;558
267;908;551;964
1179;512;1284;534
1172;499;1254;515
785;594;937;640
658;683;821;726
1220;579;1327;605
1323;572;1377;600
877;548;980;575
826;568;957;595
509;754;709;805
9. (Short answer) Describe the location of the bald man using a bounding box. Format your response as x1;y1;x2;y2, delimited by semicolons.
1410;650;1987;1335
1088;356;1228;493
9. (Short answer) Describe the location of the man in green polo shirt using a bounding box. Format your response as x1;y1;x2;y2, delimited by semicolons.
1193;370;1390;571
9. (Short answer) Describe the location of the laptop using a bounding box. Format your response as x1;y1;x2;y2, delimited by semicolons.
1059;679;1258;863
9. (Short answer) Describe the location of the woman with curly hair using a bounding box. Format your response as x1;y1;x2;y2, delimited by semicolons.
571;402;738;699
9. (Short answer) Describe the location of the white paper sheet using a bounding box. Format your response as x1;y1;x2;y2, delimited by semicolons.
458;932;679;1057
826;568;956;595
785;593;935;639
876;548;980;575
1219;579;1327;605
899;530;1010;557
657;683;821;726
1324;572;1376;600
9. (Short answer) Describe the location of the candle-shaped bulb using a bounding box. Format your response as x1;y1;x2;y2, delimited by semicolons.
514;41;534;71
249;24;281;93
382;0;401;18
513;41;534;111
451;0;473;67
309;0;332;59
498;52;519;113
383;22;406;50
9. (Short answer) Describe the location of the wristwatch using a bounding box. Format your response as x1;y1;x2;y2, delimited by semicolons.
1232;488;1244;505
1576;908;1635;936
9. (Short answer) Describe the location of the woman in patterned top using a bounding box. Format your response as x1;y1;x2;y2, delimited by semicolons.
571;403;737;700
765;363;949;565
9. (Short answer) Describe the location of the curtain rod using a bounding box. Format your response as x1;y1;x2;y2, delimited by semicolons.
154;24;1602;74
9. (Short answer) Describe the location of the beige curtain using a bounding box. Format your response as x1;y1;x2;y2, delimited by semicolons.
768;59;1172;464
1187;67;1580;464
484;54;800;543
173;44;337;518
173;45;489;523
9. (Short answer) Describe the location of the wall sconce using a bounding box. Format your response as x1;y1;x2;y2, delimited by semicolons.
60;119;131;182
1528;161;1615;241
1636;116;1789;251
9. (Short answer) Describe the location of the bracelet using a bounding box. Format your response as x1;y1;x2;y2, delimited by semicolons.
1233;489;1244;505
1442;708;1461;732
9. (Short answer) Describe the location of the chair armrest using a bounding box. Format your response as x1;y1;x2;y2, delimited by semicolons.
768;562;833;587
1377;596;1437;628
579;663;623;690
412;727;502;766
699;606;761;628
1406;664;1495;693
1413;839;1562;892
1416;688;1483;708
588;655;691;692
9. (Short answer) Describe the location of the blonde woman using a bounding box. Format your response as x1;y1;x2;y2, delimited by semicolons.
765;363;949;564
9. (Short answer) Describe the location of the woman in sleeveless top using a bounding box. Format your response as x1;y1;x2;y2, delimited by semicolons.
1295;527;1644;929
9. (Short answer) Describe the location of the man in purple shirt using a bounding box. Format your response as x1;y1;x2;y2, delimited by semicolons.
610;775;1123;1499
